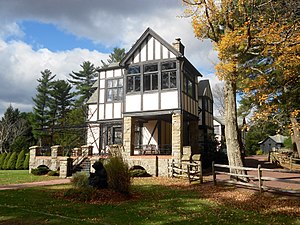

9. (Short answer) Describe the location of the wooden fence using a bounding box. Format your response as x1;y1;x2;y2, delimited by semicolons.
269;151;300;170
212;162;300;195
169;159;203;184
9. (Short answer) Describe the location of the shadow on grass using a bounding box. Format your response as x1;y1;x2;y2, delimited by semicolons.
0;178;299;225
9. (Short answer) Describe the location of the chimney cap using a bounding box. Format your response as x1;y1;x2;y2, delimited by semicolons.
175;38;181;42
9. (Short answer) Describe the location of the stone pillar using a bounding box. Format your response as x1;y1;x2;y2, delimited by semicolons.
123;116;135;157
51;145;63;158
172;113;183;161
29;146;41;173
182;146;191;162
59;158;73;178
189;120;199;154
81;145;93;156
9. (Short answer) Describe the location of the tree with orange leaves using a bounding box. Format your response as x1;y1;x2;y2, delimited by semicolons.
183;0;299;176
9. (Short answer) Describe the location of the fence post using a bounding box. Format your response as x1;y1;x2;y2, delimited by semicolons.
187;164;191;184
258;164;262;192
212;161;216;186
199;161;203;184
171;159;174;177
290;156;292;170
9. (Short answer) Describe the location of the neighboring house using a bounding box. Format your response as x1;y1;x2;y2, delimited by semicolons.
213;116;246;152
86;28;213;174
258;134;288;154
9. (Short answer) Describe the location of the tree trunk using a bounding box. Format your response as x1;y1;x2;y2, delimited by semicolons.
290;117;300;158
224;80;248;181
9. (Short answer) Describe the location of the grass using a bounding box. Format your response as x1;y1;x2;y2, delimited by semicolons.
0;177;299;225
0;170;60;185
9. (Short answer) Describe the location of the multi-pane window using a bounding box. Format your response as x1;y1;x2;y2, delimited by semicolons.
183;70;195;98
127;65;141;93
107;78;123;102
161;61;177;89
143;63;158;91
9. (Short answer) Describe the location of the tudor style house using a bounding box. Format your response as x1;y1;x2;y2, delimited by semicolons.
86;28;213;173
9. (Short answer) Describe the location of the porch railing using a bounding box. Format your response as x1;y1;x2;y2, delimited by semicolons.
133;144;171;155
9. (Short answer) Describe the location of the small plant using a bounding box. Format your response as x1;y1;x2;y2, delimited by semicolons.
104;150;131;195
31;165;50;175
71;172;90;189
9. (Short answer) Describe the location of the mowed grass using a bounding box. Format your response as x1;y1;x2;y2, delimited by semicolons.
0;177;299;225
0;170;60;185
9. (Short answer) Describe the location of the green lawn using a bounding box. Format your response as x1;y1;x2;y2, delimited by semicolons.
0;177;299;225
0;170;60;185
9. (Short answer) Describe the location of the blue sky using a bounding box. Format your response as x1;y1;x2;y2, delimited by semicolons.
0;0;220;117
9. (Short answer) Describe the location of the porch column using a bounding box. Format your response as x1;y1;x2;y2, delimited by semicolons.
172;113;183;161
189;120;199;154
123;116;135;157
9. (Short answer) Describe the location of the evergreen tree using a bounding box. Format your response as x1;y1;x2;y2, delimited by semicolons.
3;152;11;170
32;69;56;145
49;79;73;126
0;153;6;169
7;152;17;170
16;149;26;170
68;61;97;106
101;47;126;68
23;153;29;170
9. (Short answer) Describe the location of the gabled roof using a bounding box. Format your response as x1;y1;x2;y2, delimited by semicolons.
198;80;212;97
120;27;183;67
258;134;288;145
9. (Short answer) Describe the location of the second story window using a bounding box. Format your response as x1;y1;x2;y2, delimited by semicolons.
127;65;141;93
107;78;123;102
161;61;176;89
143;63;158;91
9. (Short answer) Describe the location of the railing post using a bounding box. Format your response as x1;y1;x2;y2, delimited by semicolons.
290;156;292;170
258;164;262;192
212;161;216;186
171;159;174;177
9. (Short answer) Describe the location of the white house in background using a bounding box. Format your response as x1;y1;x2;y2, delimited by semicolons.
258;134;288;154
86;28;214;163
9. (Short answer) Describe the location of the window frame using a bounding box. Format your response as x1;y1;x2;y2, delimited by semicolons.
106;78;123;102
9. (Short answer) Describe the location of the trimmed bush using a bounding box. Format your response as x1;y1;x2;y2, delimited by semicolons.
16;149;26;170
23;153;29;170
3;152;12;170
7;152;17;170
0;153;7;169
104;151;131;195
31;165;50;175
47;170;59;176
71;172;90;189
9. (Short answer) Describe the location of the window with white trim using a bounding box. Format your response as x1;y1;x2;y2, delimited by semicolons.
106;78;123;102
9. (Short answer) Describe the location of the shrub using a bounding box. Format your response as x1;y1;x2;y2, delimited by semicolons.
31;165;50;175
0;153;7;169
104;151;131;195
7;152;17;170
3;152;12;170
130;169;151;177
23;153;29;170
16;149;26;170
71;172;90;189
47;170;59;176
256;149;264;155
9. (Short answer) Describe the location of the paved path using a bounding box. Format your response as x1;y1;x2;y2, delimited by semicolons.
0;178;71;190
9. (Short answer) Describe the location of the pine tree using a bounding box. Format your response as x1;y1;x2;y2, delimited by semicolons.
7;152;17;170
23;153;29;170
16;149;26;170
32;69;56;145
3;152;11;170
101;47;126;68
68;61;97;106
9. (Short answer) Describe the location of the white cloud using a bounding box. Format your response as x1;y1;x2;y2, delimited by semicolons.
0;39;108;116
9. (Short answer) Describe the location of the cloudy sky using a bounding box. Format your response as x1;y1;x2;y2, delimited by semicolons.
0;0;220;117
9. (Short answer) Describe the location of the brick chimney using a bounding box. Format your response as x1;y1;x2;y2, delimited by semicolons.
172;38;185;55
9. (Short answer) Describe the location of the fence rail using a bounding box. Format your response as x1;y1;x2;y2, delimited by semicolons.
212;162;300;195
168;159;203;184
